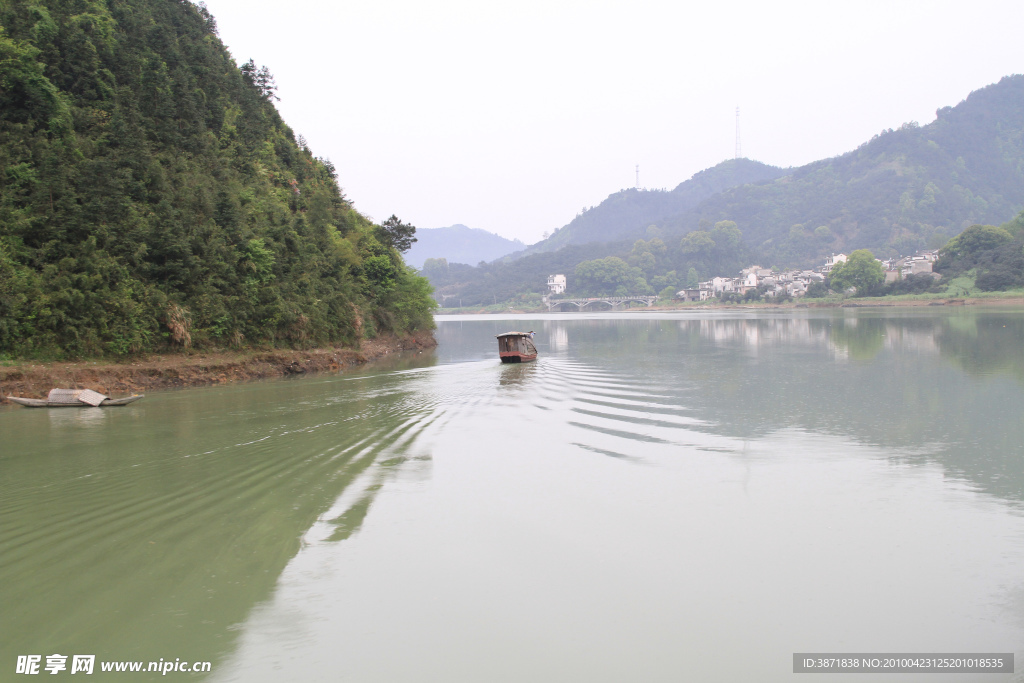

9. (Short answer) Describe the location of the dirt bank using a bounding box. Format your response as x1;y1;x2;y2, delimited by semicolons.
0;330;437;402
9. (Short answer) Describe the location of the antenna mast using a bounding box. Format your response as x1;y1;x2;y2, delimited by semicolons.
735;106;742;159
635;164;639;189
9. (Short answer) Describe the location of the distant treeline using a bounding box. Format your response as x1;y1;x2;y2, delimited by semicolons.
425;207;1024;305
0;0;434;358
425;219;769;304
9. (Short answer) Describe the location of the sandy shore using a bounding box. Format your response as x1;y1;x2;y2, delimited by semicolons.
0;330;436;403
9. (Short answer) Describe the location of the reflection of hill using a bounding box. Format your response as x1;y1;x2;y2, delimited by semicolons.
504;310;1024;508
0;364;438;671
936;314;1024;384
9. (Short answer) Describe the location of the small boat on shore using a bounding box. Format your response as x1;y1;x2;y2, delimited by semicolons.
496;331;538;363
5;388;144;408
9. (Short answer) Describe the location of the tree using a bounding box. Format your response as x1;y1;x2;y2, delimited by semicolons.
637;252;656;278
420;257;449;285
686;267;698;288
828;249;884;294
710;220;742;253
574;257;646;295
680;231;715;256
805;281;829;298
255;65;278;101
941;224;1012;258
377;215;417;253
1002;208;1024;239
240;59;279;100
976;266;1022;292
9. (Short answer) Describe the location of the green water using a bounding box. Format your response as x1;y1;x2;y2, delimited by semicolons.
2;308;1023;681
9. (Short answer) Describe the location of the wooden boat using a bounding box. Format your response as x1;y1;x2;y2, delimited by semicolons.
6;388;144;408
496;331;538;363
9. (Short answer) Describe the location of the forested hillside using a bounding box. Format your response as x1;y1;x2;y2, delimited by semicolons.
659;75;1024;263
0;0;433;358
513;158;788;258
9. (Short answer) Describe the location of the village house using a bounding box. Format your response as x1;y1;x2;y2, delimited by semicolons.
901;255;936;277
881;250;941;282
821;253;847;273
696;248;934;301
547;274;566;295
675;288;701;302
711;276;735;294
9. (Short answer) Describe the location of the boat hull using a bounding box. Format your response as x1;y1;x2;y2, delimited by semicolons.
499;352;537;363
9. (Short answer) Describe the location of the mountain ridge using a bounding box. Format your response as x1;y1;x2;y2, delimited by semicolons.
512;75;1024;265
509;158;789;260
404;224;523;269
657;75;1024;262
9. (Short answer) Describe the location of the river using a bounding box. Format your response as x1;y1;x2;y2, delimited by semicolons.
2;307;1023;681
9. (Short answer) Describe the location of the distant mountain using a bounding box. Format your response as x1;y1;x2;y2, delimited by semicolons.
405;224;524;269
658;74;1024;261
510;158;788;259
426;75;1024;306
510;75;1024;265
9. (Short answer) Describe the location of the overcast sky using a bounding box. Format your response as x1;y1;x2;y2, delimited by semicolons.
202;0;1023;245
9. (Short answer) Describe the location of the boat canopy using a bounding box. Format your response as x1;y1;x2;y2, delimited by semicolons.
496;331;533;338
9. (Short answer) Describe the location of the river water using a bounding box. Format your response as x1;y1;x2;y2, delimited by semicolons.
2;308;1024;681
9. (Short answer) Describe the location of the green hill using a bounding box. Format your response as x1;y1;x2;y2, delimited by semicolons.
660;75;1024;262
0;0;433;358
513;76;1024;266
512;158;788;258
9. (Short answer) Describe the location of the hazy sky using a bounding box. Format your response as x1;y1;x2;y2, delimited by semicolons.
202;0;1023;244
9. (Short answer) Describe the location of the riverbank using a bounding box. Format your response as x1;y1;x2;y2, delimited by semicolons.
0;330;436;403
438;293;1024;315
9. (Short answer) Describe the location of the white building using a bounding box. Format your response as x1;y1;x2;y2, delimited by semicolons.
822;253;847;273
547;274;566;295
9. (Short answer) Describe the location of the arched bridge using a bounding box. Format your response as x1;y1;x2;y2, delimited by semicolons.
546;295;659;311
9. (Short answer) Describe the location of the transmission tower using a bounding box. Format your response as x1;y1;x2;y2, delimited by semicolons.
735;106;742;159
635;164;639;189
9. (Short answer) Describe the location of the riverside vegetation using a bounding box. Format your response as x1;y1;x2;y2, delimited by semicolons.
0;0;435;360
427;210;1024;308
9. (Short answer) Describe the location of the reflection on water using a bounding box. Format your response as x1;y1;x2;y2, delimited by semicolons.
0;363;439;679
498;362;537;389
547;322;569;351
46;406;110;428
665;309;1019;376
215;308;1024;682
3;308;1023;682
